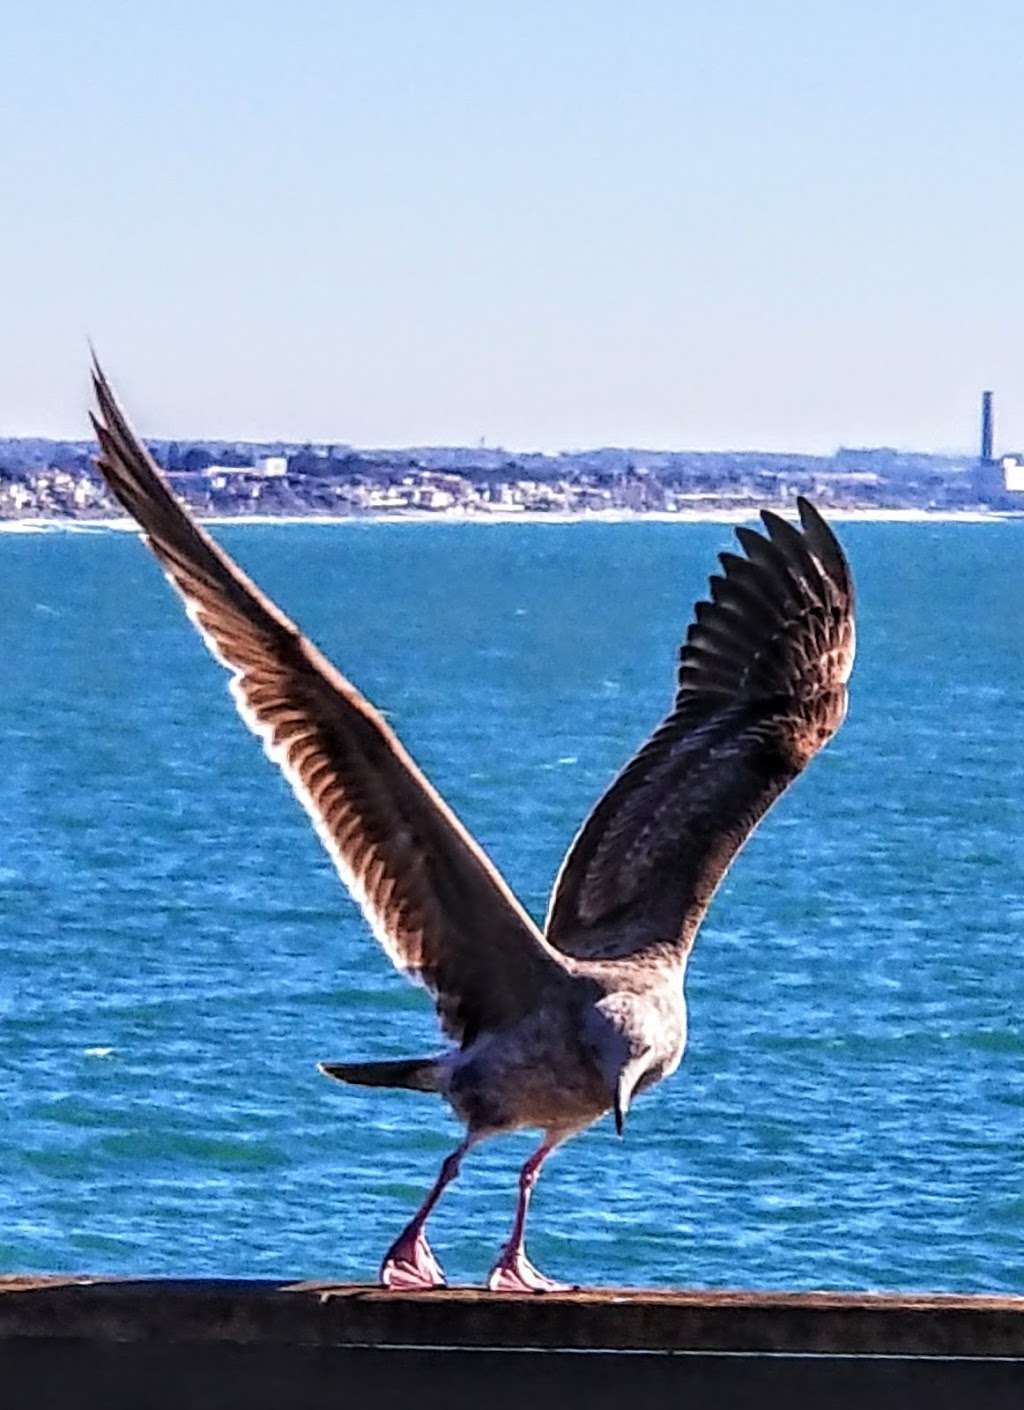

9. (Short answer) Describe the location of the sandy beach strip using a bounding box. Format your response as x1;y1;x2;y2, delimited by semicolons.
1;506;1020;533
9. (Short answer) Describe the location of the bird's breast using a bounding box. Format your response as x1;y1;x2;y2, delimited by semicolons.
442;1009;614;1135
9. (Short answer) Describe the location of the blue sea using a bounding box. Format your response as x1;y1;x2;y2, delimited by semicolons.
2;518;1023;1292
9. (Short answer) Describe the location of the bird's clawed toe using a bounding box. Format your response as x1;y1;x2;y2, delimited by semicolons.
487;1245;568;1294
380;1229;447;1290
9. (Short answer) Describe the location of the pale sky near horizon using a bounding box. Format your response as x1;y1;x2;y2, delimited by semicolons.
4;1;1024;452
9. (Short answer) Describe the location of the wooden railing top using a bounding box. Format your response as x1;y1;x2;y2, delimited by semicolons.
2;1277;1023;1359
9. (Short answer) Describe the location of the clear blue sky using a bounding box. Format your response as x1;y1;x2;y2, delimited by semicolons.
3;1;1023;452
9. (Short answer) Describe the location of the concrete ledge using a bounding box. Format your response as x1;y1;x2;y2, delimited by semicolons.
3;1277;1024;1409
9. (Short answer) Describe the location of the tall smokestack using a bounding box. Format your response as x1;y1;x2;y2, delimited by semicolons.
981;390;994;463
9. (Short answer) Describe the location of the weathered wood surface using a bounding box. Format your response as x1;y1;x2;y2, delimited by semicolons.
2;1277;1023;1410
3;1276;1024;1355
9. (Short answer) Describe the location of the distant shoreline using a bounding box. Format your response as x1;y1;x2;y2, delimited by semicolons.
1;506;1022;533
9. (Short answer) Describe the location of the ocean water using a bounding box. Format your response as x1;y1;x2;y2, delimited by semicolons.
2;518;1023;1293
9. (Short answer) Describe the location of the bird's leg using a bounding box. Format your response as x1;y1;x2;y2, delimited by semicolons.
487;1136;568;1293
380;1138;471;1290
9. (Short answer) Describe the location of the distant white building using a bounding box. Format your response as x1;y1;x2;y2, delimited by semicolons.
203;460;290;490
1000;456;1024;495
366;489;408;510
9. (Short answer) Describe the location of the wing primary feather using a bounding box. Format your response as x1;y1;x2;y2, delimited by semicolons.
797;497;853;600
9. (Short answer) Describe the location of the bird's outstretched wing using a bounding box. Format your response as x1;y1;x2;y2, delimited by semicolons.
545;500;855;961
90;363;568;1043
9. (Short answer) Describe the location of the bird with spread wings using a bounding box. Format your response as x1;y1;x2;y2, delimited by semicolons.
89;363;855;1292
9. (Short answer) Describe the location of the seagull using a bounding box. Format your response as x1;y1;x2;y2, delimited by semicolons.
89;363;855;1293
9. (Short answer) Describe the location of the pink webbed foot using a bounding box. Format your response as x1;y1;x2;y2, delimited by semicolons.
380;1228;447;1290
487;1245;569;1294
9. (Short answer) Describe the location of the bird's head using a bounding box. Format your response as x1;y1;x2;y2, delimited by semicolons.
585;1001;653;1138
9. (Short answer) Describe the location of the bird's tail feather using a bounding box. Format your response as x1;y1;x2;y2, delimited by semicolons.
318;1057;441;1093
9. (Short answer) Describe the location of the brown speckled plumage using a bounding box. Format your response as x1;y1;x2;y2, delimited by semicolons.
89;361;855;1290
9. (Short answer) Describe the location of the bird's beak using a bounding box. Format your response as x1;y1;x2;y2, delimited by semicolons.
614;1075;630;1137
612;1053;651;1137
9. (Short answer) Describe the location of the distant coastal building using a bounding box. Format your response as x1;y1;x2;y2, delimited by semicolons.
970;389;1024;504
973;390;1005;501
999;455;1024;495
204;463;254;491
256;455;287;477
